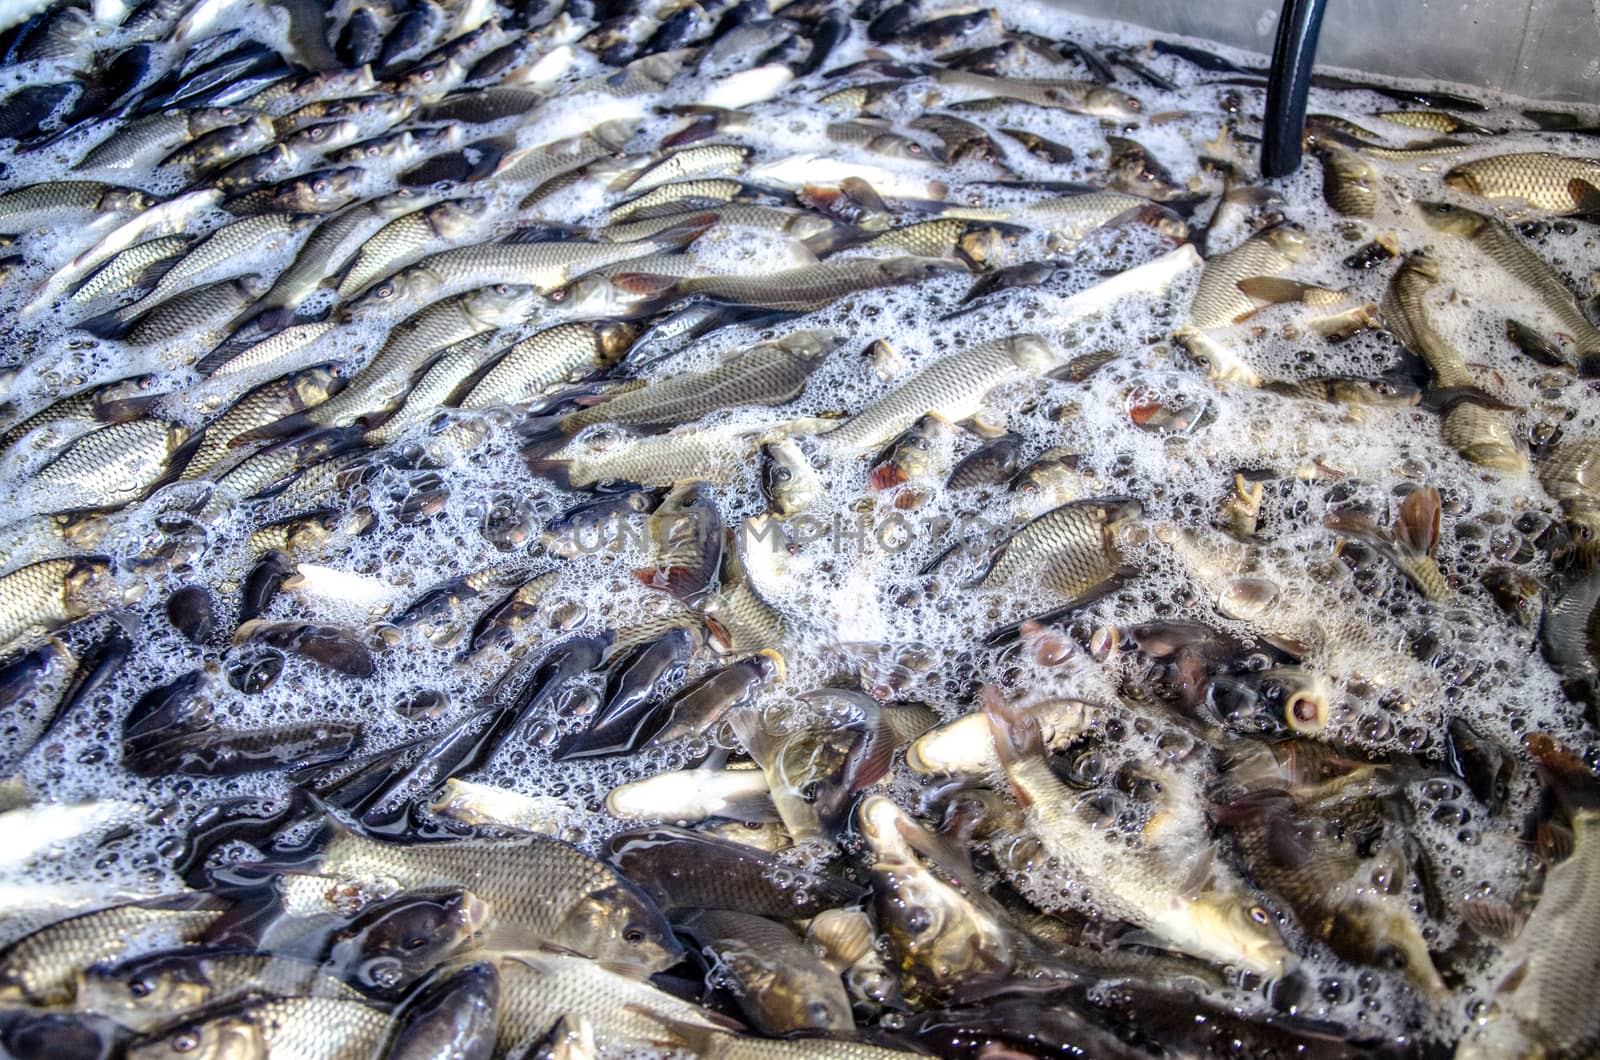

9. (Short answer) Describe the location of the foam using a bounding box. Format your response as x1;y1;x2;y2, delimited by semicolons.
0;0;1592;1043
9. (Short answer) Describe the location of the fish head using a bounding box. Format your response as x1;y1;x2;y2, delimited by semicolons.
1186;893;1291;978
760;438;823;515
1328;375;1422;406
62;558;119;615
1256;666;1329;733
1415;200;1487;238
1370;910;1447;997
1174;329;1262;387
1082;86;1143;119
1259;222;1311;262
468;283;542;326
955;223;1017;271
289;119;359;153
427;197;490;238
543;275;621;317
557;883;683;972
77;953;215;1030
1215;576;1281;622
1568;511;1600;567
128;1013;265;1060
1003;333;1057;372
349;270;437;316
102;189;158;214
332;889;488;993
1441;166;1481;197
279;168;364;213
593;321;639;367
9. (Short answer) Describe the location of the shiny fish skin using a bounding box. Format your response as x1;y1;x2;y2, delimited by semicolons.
126;996;395;1060
814;333;1057;457
0;904;221;1006
0;556;117;655
1445;151;1600;213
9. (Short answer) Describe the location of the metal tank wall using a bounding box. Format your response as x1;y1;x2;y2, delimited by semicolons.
1051;0;1600;102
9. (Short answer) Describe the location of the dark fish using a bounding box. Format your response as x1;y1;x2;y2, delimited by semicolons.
321;889;489;997
386;961;499;1060
556;626;695;759
609;826;863;916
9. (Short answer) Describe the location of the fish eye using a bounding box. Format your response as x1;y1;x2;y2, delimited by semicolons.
129;977;153;997
377;283;396;300
172;1032;200;1053
772;466;792;482
549;288;568;302
1372;381;1395;395
623;925;647;944
1249;906;1270;925
404;935;428;950
907;143;924;154
314;180;330;193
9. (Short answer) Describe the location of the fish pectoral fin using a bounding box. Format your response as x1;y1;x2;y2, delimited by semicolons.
1234;276;1315;306
1174;845;1217;899
620;1001;743;1049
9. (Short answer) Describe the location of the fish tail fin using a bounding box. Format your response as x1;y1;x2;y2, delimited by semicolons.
647;213;716;252
1394;486;1442;557
231;412;316;448
979;684;1042;772
866;460;908;490
1527;732;1600;815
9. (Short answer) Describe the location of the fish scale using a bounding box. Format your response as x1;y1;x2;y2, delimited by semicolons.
0;905;221;1005
980;499;1126;598
395;237;665;295
459;321;632;408
1446;152;1600;212
130;996;395;1060
312;285;541;427
0;555;113;652
1422;202;1600;361
125;275;268;348
563;334;829;430
67;235;190;307
1187;227;1307;330
27;419;188;511
816;333;1052;457
117;213;311;321
337;198;490;298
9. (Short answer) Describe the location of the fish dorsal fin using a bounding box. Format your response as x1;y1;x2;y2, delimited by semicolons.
1394;487;1441;556
1176;845;1217;900
1235;276;1316;306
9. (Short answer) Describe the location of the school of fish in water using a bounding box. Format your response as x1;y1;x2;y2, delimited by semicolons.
0;0;1599;1054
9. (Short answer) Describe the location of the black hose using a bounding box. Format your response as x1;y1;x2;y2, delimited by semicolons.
1260;0;1327;178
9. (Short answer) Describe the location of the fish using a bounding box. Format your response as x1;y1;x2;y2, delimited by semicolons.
984;691;1292;975
0;900;223;1005
386;960;499;1060
126;996;396;1060
678;908;854;1035
493;951;739;1055
304;824;682;971
979;497;1140;600
1380;252;1528;471
1216;788;1445;995
562;330;836;430
811;334;1057;459
76;947;362;1033
1324;486;1451;599
1540;439;1600;564
0;556;119;656
1445;152;1600;214
1455;740;1600;1058
1419;201;1600;374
